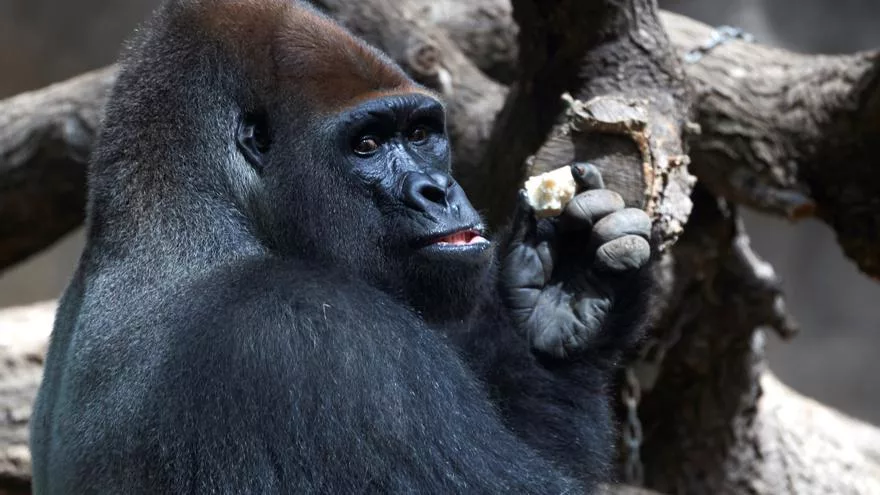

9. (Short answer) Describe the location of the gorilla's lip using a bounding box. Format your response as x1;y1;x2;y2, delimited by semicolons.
418;225;490;249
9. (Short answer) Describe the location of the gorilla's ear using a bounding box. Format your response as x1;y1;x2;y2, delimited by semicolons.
237;112;271;171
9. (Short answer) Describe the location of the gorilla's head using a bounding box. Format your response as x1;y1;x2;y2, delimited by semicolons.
92;0;494;321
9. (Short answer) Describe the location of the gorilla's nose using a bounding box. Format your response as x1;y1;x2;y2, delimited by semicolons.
402;171;453;214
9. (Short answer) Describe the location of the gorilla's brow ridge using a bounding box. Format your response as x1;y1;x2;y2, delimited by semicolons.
195;0;419;112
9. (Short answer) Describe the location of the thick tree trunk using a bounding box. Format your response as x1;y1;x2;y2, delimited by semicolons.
2;1;880;494
632;184;879;493
477;0;694;239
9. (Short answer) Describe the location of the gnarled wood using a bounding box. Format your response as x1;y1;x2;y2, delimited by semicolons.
631;182;880;493
0;67;115;272
664;12;880;278
0;302;53;495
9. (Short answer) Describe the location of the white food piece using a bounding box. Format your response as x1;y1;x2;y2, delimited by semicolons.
524;166;578;218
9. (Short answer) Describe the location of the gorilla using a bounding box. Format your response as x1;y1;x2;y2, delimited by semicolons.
30;0;654;493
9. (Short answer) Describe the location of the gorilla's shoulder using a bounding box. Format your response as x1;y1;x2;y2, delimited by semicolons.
155;257;433;372
169;257;409;335
207;257;385;304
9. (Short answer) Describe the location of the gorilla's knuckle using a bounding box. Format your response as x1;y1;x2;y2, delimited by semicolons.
592;207;651;243
595;235;651;272
565;190;624;225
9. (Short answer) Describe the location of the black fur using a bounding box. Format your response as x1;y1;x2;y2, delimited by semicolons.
30;1;653;493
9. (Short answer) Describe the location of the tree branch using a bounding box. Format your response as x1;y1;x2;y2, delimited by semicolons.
0;67;115;272
0;302;53;494
474;0;630;228
664;12;880;277
407;0;520;84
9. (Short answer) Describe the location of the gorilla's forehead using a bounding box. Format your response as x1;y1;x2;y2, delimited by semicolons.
192;0;424;111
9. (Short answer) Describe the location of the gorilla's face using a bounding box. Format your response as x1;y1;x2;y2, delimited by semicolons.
238;92;495;320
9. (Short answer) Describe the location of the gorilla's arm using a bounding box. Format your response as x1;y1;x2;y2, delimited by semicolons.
447;164;653;481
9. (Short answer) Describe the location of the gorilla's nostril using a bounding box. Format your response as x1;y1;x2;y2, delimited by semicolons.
419;183;447;205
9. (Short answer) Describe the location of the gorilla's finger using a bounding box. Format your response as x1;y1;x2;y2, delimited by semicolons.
527;297;585;359
505;287;542;315
561;190;625;231
503;245;548;289
572;297;609;339
591;208;651;244
594;235;651;272
509;189;538;246
536;241;555;282
570;162;605;191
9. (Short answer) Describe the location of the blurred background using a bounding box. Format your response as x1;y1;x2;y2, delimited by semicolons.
1;0;879;423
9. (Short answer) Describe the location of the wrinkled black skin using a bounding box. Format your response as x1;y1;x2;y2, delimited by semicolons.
30;1;652;494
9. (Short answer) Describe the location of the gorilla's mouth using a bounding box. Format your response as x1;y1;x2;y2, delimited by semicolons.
417;227;490;253
431;229;489;246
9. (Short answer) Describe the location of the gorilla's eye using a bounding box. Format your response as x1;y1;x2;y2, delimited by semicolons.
408;126;429;144
237;111;271;170
353;136;381;156
251;118;271;154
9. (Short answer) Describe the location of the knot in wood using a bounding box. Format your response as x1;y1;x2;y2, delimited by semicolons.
406;41;441;79
563;93;649;134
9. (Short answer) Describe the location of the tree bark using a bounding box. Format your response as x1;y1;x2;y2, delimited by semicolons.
0;302;53;495
664;12;880;279
0;67;115;273
473;0;695;238
630;183;880;493
513;0;695;250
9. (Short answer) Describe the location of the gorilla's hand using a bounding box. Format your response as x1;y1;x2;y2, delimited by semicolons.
500;163;652;359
